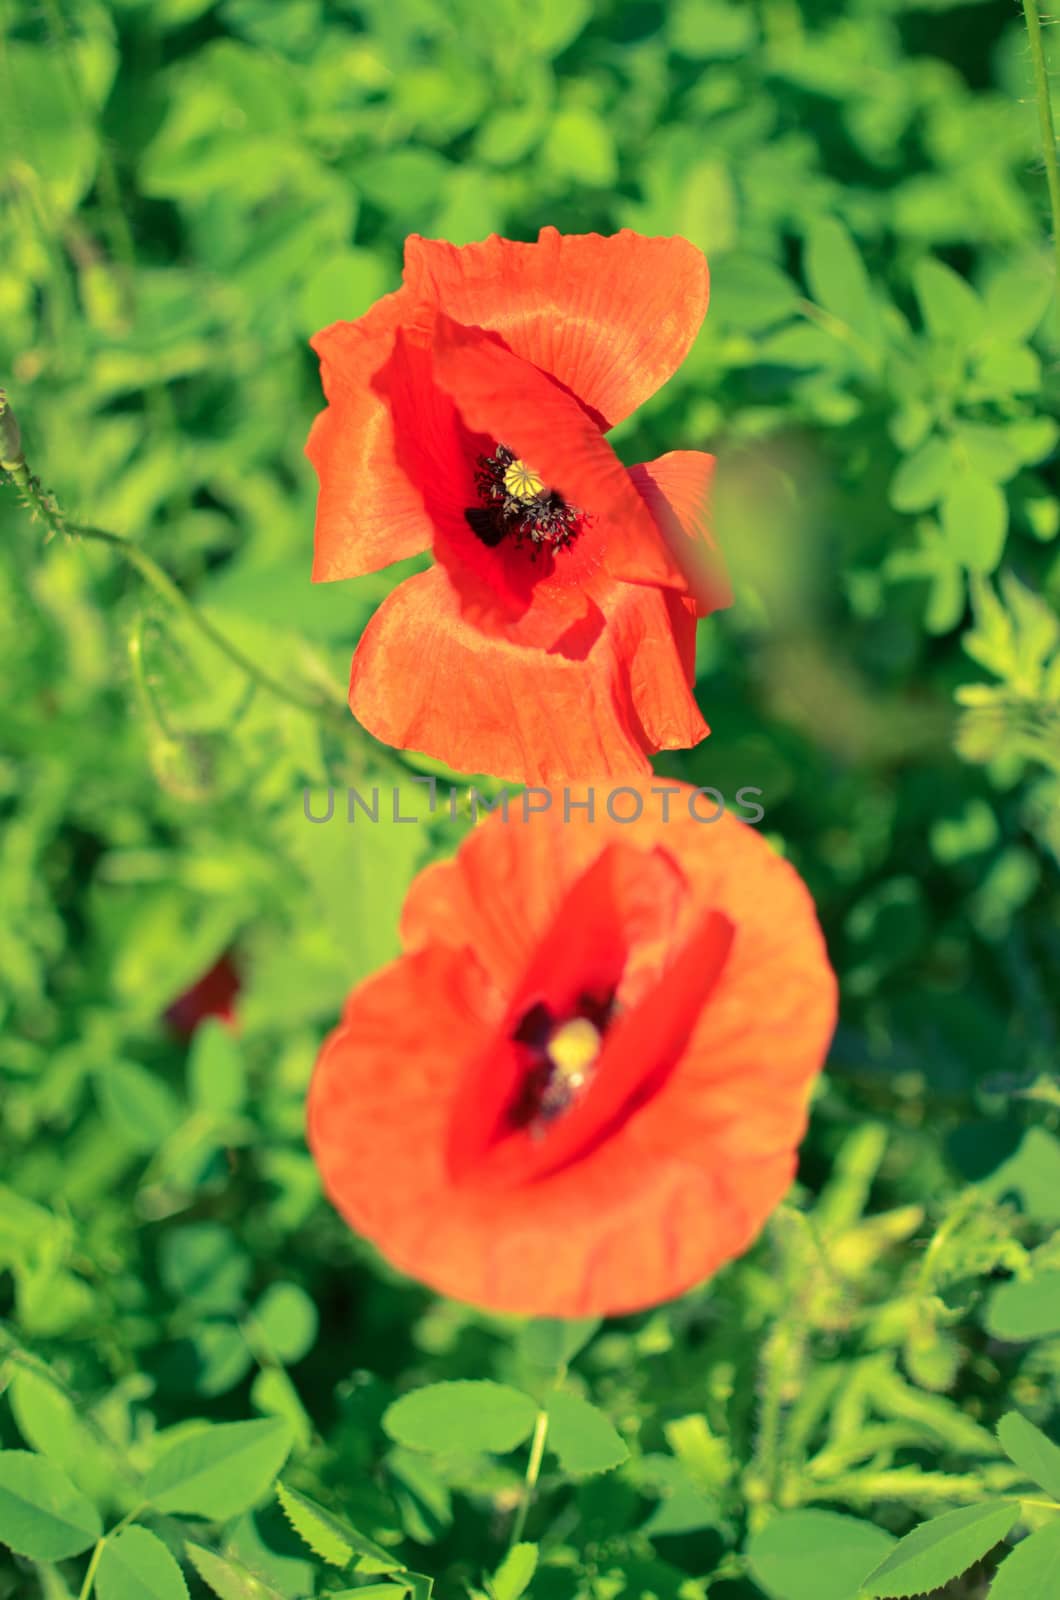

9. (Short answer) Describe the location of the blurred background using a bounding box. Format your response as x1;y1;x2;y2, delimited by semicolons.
2;1;1060;1596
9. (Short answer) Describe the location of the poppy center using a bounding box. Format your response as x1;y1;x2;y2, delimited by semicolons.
508;992;615;1132
464;443;584;556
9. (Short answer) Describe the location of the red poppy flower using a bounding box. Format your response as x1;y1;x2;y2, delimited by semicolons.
307;789;836;1317
307;229;730;784
164;954;241;1038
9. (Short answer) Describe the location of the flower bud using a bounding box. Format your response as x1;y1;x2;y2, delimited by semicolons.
0;389;23;470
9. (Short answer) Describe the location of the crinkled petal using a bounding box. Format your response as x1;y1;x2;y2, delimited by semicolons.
630;451;732;616
404;228;709;430
308;290;435;580
347;566;708;784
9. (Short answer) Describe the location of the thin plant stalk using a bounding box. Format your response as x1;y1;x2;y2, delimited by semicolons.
1022;0;1060;300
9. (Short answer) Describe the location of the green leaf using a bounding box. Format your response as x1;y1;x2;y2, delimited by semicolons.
913;258;986;345
387;1449;452;1545
950;421;1024;484
520;0;590;54
746;1510;895;1600
97;1527;190;1600
543;109;617;187
295;249;390;339
0;43;104;210
475;106;545;167
185;1543;286;1600
941;468;1008;573
250;1367;311;1453
274;1480;350;1567
972;342;1040;397
986;1272;1060;1342
544;1392;628;1476
383;1383;538;1457
669;0;754;58
489;1542;538;1600
250;1283;318;1365
889;436;952;513
988;1521;1060;1600
188;1020;245;1117
144;1418;293;1520
676;158;737;256
518;1318;601;1371
861;1502;1019;1598
804;217;878;340
354;149;450;221
980;1128;1060;1223
0;1449;102;1561
997;1413;1060;1498
159;1225;251;1315
982;256;1056;343
7;1367;115;1505
709;256;799;330
93;1061;183;1153
275;1481;401;1573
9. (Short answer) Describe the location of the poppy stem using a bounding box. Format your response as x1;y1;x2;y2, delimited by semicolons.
0;409;427;780
508;1407;550;1550
3;429;338;715
1022;0;1060;306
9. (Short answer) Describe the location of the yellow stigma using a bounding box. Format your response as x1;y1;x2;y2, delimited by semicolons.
503;458;545;502
546;1017;602;1085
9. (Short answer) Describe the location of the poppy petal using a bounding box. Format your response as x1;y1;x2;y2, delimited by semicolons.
308;291;436;581
347;566;707;783
403;228;709;430
630;451;733;616
307;945;491;1247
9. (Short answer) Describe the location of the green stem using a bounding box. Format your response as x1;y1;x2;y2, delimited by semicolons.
508;1409;549;1551
3;424;435;780
4;449;343;717
82;524;339;717
1022;0;1060;299
77;1506;144;1600
77;1539;106;1600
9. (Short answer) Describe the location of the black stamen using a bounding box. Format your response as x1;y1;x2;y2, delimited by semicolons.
464;444;584;555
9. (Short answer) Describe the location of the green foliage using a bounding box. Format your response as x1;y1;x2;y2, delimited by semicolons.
987;1518;1060;1600
745;1509;894;1600
0;1451;102;1561
96;1527;190;1600
2;0;1060;1598
543;1391;628;1476
997;1412;1060;1500
486;1541;536;1600
383;1383;539;1456
142;1419;294;1519
860;1501;1019;1597
275;1481;401;1573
